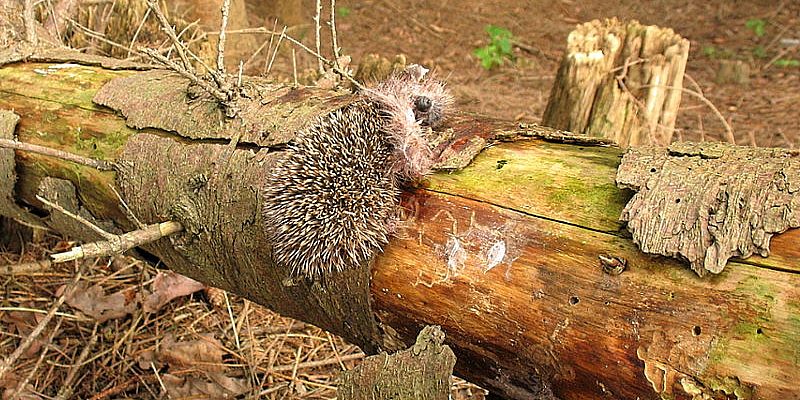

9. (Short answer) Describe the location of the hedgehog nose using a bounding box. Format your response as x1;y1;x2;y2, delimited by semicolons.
414;96;432;112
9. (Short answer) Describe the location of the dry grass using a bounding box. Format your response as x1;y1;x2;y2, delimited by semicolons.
0;233;486;399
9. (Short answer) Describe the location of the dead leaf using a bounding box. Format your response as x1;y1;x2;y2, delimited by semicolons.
159;333;225;372
143;271;204;313
4;311;47;358
2;382;44;400
63;282;138;322
135;349;159;370
161;373;249;399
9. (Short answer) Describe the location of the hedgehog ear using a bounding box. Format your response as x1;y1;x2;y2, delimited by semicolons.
404;64;429;82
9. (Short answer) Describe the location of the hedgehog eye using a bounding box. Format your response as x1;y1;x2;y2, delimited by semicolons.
414;96;432;113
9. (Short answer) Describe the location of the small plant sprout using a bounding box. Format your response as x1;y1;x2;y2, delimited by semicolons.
474;25;515;70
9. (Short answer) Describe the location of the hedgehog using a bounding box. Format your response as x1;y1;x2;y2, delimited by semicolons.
262;65;453;279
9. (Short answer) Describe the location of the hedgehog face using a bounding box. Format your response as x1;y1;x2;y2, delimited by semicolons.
364;65;454;179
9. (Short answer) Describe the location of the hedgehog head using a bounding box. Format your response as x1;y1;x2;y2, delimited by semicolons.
364;64;454;180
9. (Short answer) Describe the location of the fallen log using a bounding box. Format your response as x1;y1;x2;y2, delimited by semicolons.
0;60;798;400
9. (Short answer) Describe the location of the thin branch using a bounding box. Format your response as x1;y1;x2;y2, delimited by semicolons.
108;184;144;229
314;0;324;74
641;83;736;144
265;26;286;77
0;138;114;171
0;262;87;382
292;48;298;86
329;0;340;68
127;6;151;58
146;0;192;72
0;260;52;275
55;322;99;400
139;48;229;102
36;195;115;240
8;319;63;400
50;220;183;263
67;18;144;56
217;0;231;76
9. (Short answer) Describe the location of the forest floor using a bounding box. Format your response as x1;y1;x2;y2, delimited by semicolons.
326;0;799;147
1;0;798;399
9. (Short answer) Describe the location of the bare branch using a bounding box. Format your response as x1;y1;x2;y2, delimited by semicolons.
139;48;229;102
0;138;114;171
146;0;192;72
217;0;231;75
51;221;183;263
314;0;324;74
329;0;340;68
36;195;116;240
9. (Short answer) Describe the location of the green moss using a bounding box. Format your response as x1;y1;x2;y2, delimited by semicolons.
703;376;754;400
428;141;630;233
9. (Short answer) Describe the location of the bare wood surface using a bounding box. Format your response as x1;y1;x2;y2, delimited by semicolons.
543;18;690;148
0;62;798;400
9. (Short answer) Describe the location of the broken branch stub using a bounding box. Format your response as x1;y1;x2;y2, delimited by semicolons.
543;18;689;148
616;142;800;275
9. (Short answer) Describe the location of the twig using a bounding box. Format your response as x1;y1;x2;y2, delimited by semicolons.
217;0;231;76
36;195;114;240
127;6;151;58
329;0;340;68
223;291;241;350
269;352;363;372
108;184;144;229
55;322;99;400
641;83;736;144
292;48;298;86
8;319;63;400
50;220;183;263
0;261;87;381
244;20;277;70
146;0;192;72
0;138;114;171
68;19;144;57
265;26;286;77
314;0;324;74
139;48;229;102
237;60;243;88
0;259;52;275
149;362;167;395
763;47;791;71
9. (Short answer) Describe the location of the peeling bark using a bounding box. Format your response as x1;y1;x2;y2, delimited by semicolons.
617;142;800;275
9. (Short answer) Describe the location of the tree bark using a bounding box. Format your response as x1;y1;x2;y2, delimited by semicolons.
0;61;798;400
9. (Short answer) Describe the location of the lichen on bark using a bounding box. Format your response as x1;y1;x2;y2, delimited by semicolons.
616;142;800;275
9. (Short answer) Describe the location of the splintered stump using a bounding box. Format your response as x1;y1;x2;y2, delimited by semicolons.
0;61;799;400
543;18;690;147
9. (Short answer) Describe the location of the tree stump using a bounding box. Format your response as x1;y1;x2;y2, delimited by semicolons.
542;18;690;147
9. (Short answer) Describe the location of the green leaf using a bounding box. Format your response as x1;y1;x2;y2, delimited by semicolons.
774;59;800;68
745;19;766;38
752;45;767;59
337;7;351;17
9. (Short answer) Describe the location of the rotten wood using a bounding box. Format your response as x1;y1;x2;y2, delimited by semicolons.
0;61;798;400
543;18;690;148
